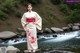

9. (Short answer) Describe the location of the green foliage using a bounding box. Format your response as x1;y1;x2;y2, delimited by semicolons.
2;0;18;11
67;9;80;23
20;0;40;5
60;4;68;14
15;11;22;18
0;0;19;14
19;0;28;5
43;18;49;25
51;0;61;5
0;10;8;21
27;0;40;4
0;0;40;21
0;6;10;13
67;3;80;10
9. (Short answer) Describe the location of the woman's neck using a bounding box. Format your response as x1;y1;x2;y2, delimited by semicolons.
28;10;32;13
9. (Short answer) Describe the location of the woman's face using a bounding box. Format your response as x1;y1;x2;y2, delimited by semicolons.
27;5;32;12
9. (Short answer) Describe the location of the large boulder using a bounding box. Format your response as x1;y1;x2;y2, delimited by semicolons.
72;26;79;30
74;23;80;29
0;31;16;39
43;28;52;34
0;47;6;53
6;46;20;53
62;27;70;31
74;23;80;26
51;27;63;32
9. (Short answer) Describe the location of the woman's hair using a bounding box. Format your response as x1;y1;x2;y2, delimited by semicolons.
27;3;32;7
27;3;32;11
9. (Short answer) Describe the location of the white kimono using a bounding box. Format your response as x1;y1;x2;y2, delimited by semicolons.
21;11;42;51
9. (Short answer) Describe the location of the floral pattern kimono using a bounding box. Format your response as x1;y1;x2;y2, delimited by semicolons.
21;11;42;51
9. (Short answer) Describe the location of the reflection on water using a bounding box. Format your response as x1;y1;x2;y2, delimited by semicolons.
38;38;80;53
39;38;80;48
11;38;80;53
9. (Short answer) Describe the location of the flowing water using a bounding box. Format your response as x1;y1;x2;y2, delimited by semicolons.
0;30;80;53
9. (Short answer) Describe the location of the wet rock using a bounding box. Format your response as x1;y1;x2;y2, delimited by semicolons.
0;31;17;39
21;32;26;36
68;23;73;27
53;35;57;37
43;28;52;34
68;24;73;31
72;26;79;30
6;46;20;53
74;23;80;29
51;27;63;32
0;47;6;53
62;27;69;31
37;30;43;35
74;23;80;26
0;39;2;43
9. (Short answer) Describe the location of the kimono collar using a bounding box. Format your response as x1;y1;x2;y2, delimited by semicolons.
28;11;33;13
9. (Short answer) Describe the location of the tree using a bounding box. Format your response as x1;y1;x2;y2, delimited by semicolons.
67;9;80;23
51;0;61;5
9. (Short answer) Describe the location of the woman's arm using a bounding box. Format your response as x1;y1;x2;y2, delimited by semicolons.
21;13;29;31
34;12;42;30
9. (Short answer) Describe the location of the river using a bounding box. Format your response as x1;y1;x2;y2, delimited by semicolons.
0;30;80;53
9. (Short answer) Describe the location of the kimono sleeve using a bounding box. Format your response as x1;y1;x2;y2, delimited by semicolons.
21;13;27;31
35;12;42;30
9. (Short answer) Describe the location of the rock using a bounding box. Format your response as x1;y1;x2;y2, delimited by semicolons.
51;27;63;32
17;28;26;36
0;47;6;53
0;39;2;43
72;26;79;30
6;46;20;53
43;28;52;34
74;23;80;26
62;27;69;31
53;35;57;37
21;32;26;36
68;23;73;31
0;48;2;53
37;30;43;35
74;23;80;29
0;31;17;39
68;23;73;27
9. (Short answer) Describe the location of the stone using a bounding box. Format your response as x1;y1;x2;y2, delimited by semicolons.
24;49;40;53
0;47;6;53
74;23;80;26
51;27;63;32
43;28;52;34
6;46;20;53
62;27;69;31
72;26;79;30
0;31;17;39
37;30;43;35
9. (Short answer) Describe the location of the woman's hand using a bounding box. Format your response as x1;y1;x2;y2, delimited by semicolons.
24;22;29;28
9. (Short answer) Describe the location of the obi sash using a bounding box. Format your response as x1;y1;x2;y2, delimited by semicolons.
26;18;35;22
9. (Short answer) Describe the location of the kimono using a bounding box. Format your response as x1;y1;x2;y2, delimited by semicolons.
21;11;42;51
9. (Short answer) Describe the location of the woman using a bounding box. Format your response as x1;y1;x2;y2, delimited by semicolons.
21;3;42;53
